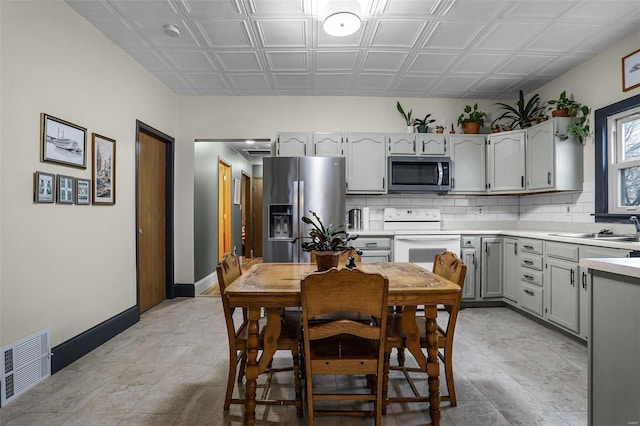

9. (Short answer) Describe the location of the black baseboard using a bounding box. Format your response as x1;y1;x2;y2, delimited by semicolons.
51;306;139;374
174;283;194;298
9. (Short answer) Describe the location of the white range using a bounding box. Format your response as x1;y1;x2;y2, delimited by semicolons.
383;208;461;271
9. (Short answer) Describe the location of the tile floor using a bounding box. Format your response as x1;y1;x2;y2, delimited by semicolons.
0;295;588;425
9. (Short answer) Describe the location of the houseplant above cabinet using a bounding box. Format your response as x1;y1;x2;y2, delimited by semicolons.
545;91;591;143
493;90;545;130
546;90;580;118
413;113;436;133
396;101;413;133
457;103;487;134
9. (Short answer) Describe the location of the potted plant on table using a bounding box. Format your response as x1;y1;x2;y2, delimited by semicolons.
457;103;487;134
291;211;361;271
493;90;545;129
413;113;436;133
396;101;413;133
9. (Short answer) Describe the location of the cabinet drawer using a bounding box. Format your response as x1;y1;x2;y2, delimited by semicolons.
360;250;391;263
351;238;392;251
521;269;543;286
520;239;543;254
461;236;476;248
547;241;578;261
520;282;543;318
521;254;543;270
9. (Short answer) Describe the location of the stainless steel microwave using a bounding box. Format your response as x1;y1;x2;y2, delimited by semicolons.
387;156;451;193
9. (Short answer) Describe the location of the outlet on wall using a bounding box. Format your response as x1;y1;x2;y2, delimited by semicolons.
566;205;571;213
477;207;483;216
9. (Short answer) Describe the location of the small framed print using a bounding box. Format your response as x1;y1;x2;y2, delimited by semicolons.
41;113;87;168
92;133;116;205
34;171;55;203
56;174;74;204
233;178;241;205
622;48;640;92
75;178;91;205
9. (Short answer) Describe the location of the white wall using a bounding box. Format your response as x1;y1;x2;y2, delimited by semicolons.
0;1;177;347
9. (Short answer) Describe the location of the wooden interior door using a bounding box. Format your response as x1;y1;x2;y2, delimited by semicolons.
218;159;232;258
138;131;167;313
241;172;251;258
252;177;263;257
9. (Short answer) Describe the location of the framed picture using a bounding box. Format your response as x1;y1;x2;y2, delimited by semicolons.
622;48;640;92
56;174;74;204
34;171;55;203
92;133;116;205
40;113;87;168
75;178;91;205
233;178;241;205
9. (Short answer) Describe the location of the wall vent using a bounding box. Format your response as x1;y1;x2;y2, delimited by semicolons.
1;328;50;406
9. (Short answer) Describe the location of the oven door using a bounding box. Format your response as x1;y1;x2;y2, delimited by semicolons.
394;234;461;271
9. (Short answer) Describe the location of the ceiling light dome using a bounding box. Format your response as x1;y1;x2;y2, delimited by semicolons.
322;0;362;37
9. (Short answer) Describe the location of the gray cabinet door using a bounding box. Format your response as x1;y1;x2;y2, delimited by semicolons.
345;133;387;194
526;120;554;190
417;134;446;155
313;133;343;157
388;133;416;155
545;257;579;333
503;238;520;303
481;237;503;298
461;247;477;300
277;132;309;156
449;135;486;193
487;130;526;193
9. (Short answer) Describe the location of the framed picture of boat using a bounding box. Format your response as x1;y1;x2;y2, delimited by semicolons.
41;113;87;168
92;133;116;205
75;178;91;205
56;174;74;204
34;171;55;203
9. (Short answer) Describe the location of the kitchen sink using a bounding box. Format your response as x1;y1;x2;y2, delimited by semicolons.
549;232;640;242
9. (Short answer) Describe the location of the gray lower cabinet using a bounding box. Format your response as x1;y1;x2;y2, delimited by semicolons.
481;237;503;299
461;236;480;300
350;235;393;263
503;238;520;304
519;239;544;318
589;268;640;425
545;242;580;334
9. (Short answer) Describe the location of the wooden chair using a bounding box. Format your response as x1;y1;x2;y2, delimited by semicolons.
216;253;303;416
300;268;389;425
385;251;466;408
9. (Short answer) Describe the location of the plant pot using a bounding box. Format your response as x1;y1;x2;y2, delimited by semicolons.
552;109;569;117
539;117;548;122
406;126;413;133
436;129;444;134
416;125;429;133
313;251;341;271
449;130;455;134
462;122;480;134
492;128;500;133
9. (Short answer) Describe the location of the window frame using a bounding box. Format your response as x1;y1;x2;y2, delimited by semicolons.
595;93;640;222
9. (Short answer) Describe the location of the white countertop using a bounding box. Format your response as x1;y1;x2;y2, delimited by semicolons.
579;258;640;279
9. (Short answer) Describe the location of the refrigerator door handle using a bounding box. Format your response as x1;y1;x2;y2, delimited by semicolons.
293;180;300;262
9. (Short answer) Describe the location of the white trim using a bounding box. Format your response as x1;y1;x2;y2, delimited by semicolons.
195;270;218;295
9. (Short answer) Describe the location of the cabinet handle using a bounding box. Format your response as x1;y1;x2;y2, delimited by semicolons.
304;145;307;156
382;177;385;189
514;242;518;255
582;271;587;290
472;252;476;268
524;289;534;296
365;242;378;247
523;274;534;280
570;269;575;286
523;245;534;250
485;242;489;255
521;176;524;188
452;177;455;189
548;171;552;185
524;260;534;265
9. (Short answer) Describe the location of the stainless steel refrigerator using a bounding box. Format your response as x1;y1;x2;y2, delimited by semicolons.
263;156;346;263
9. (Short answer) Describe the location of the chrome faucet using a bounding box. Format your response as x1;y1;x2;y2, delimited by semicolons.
630;216;640;233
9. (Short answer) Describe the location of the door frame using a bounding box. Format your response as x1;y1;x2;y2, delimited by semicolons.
135;120;177;302
241;171;252;258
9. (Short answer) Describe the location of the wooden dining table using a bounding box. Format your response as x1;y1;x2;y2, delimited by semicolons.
224;262;461;426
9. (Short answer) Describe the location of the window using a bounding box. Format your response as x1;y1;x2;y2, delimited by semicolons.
595;94;640;222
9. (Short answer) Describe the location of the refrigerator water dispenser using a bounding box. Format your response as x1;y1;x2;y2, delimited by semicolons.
269;205;293;240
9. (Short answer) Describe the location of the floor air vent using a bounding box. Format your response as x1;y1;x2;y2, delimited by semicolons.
1;328;50;406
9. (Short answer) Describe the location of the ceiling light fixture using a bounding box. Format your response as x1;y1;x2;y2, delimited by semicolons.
245;140;255;144
322;0;362;37
163;24;181;38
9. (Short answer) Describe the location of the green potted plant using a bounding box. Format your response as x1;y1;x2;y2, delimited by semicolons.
493;90;545;129
555;104;591;143
457;103;487;134
291;211;361;271
435;125;445;134
396;101;413;133
413;113;436;133
546;90;581;117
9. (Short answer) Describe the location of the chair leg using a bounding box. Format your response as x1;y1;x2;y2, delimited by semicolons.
443;347;456;407
224;349;238;410
396;347;406;366
238;351;247;383
292;345;303;418
382;350;390;415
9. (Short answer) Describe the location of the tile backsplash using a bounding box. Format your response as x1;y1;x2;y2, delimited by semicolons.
346;182;595;230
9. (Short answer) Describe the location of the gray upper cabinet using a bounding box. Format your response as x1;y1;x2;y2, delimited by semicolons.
313;133;343;157
449;134;486;193
276;132;309;157
417;134;446;155
388;133;416;155
345;133;387;194
487;130;526;193
526;118;583;192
